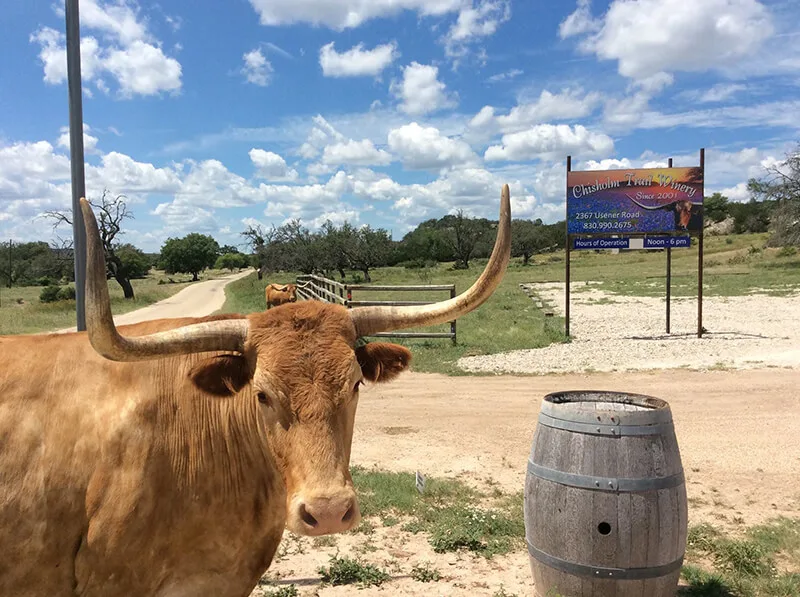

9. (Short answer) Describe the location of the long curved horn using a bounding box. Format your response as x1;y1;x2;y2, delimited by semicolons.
626;194;675;211
80;198;249;362
350;184;511;338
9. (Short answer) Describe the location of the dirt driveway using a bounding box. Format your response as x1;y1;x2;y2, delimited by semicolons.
256;367;800;596
55;270;250;333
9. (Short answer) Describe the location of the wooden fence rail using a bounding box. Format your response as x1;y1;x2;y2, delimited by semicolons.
296;274;457;344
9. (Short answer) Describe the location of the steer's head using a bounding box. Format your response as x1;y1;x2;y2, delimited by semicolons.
674;200;694;230
78;184;511;537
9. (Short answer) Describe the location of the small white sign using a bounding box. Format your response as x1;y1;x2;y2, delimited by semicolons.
415;470;426;494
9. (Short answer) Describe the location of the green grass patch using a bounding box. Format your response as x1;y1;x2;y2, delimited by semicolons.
351;466;477;517
681;518;800;596
258;584;298;597
410;562;441;582
350;466;524;558
0;268;232;335
317;554;390;587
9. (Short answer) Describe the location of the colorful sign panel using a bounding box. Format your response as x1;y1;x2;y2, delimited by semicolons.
567;167;704;235
572;236;691;250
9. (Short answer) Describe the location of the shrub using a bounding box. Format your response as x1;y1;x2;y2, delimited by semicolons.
57;286;76;301
39;285;62;303
318;555;390;587
411;562;441;582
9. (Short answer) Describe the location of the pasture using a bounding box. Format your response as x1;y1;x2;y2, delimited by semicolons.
220;232;800;375
0;268;229;335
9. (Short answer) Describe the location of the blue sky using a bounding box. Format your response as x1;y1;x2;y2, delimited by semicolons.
1;0;798;252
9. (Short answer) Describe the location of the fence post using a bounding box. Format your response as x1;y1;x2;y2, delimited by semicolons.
450;285;457;345
346;287;352;308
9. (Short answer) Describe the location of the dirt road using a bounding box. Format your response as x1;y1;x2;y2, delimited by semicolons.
56;270;251;333
257;367;800;596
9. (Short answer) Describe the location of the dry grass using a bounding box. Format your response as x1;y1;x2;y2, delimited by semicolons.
0;268;230;335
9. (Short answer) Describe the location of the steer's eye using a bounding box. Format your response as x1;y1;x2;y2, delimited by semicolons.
353;380;362;393
257;391;270;405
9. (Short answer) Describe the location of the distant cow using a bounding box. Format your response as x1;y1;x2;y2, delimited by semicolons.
627;195;704;231
265;283;297;308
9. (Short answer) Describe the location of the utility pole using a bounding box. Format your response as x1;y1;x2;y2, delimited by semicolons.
65;0;87;330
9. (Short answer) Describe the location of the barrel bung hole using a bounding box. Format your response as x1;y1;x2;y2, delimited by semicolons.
597;522;612;535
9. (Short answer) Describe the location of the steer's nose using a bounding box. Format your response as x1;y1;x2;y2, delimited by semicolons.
295;493;360;535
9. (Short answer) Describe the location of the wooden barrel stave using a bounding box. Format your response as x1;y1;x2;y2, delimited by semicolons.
525;391;687;597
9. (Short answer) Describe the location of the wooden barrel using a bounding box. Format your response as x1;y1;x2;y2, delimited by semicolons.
524;390;687;597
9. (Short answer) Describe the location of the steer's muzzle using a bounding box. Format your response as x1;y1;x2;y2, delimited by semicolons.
289;489;360;536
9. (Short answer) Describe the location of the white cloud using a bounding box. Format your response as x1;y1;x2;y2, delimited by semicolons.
247;0;462;30
635;72;674;95
172;159;265;209
30;0;182;97
469;106;495;129
264;42;293;59
603;90;652;130
572;0;774;80
484;124;614;162
602;74;673;130
621;100;800;131
104;41;181;96
88;151;182;195
241;48;273;86
153;203;220;234
390;167;542;221
688;83;749;103
30;28;103;85
559;0;600;39
352;171;406;201
387;123;477;170
495;88;602;133
704;147;782;188
486;68;522;83
0;141;71;182
716;182;750;202
249;149;299;180
584;158;634;171
391;62;457;116
310;207;361;229
319;41;399;77
321;139;392;166
443;0;511;60
298;115;346;159
80;0;148;45
57;123;100;154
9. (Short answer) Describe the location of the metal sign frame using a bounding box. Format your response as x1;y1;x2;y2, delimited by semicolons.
565;150;705;339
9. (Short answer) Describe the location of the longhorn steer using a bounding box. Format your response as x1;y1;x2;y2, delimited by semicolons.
627;194;704;231
265;283;298;308
0;185;512;597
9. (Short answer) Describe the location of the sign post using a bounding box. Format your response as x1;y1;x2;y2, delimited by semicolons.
65;0;87;331
564;154;705;338
565;155;571;338
666;157;673;334
698;148;705;338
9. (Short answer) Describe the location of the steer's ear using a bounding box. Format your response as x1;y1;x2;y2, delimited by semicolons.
188;354;254;396
356;342;412;383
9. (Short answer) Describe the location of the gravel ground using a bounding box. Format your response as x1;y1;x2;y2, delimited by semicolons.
459;281;800;374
